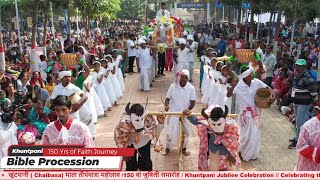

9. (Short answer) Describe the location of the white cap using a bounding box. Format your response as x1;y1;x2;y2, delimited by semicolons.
179;38;186;45
183;31;189;36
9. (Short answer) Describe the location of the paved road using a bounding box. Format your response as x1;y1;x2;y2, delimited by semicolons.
95;68;297;171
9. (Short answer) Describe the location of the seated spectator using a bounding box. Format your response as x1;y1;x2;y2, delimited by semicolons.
44;75;55;96
273;70;288;106
280;86;294;123
29;71;45;88
18;98;51;138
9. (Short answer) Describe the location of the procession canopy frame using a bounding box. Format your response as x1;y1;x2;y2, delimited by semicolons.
147;112;238;170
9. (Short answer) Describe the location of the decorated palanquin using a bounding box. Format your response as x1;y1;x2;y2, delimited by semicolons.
148;16;182;47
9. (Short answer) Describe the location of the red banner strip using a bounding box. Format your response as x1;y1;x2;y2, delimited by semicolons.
43;148;135;156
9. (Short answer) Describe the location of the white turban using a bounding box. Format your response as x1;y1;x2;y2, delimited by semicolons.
180;69;190;78
174;69;190;87
179;38;186;45
240;65;254;79
183;31;189;36
138;39;146;45
187;35;194;41
59;71;72;79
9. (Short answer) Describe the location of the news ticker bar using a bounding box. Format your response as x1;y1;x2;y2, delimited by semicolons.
8;146;135;156
1;156;122;169
0;171;320;179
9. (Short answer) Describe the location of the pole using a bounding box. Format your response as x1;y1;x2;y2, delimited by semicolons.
290;0;298;55
222;5;225;22
15;0;22;52
64;9;68;36
50;1;55;36
76;7;79;37
256;14;260;39
174;3;177;17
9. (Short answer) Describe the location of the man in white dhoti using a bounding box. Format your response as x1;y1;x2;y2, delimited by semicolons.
174;38;191;73
136;39;153;92
0;116;18;159
187;35;197;82
156;2;170;18
227;64;274;161
164;69;196;156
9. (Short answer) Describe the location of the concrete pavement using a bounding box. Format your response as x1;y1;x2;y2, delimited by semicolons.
95;69;297;171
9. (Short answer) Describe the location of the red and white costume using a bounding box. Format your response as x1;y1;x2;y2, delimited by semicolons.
295;115;320;171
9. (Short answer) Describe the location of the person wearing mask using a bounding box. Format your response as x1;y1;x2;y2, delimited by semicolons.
288;59;317;149
262;45;277;87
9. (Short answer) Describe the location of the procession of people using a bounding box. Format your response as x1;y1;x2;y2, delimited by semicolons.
0;1;319;172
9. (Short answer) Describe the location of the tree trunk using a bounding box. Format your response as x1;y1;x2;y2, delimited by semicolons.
228;5;231;34
67;6;72;37
249;10;254;47
31;0;41;73
267;11;273;45
42;0;50;57
273;11;282;56
236;1;242;34
0;6;4;71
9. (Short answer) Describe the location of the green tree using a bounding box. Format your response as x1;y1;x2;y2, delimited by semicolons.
117;0;144;20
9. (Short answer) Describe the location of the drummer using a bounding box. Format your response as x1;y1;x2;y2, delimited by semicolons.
227;64;274;161
50;70;88;121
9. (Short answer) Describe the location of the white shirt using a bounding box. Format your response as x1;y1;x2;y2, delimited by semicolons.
166;82;196;112
0;122;18;159
233;79;267;111
156;9;170;18
136;47;152;68
235;41;242;49
50;83;84;121
127;39;136;57
177;48;191;64
187;41;197;62
255;47;264;60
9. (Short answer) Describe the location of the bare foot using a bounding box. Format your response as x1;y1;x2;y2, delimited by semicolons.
114;101;118;106
108;107;112;111
182;148;190;156
163;148;170;156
